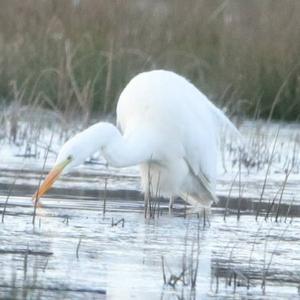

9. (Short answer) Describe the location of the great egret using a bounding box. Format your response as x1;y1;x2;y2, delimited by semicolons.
33;70;239;208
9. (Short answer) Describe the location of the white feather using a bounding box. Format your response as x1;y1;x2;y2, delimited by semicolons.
116;70;238;206
51;70;240;208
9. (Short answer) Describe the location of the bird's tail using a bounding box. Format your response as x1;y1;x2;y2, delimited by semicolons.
209;104;243;143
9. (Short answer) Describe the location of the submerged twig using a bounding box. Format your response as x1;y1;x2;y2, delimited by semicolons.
284;198;294;223
262;224;290;291
247;224;262;289
2;173;19;223
237;150;243;221
275;165;293;222
161;256;167;284
265;186;282;221
111;218;125;227
23;245;29;281
32;132;54;225
76;238;82;259
160;219;202;299
103;177;108;216
224;171;239;220
256;128;280;221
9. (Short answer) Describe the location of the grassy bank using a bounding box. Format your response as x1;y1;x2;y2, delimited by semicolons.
0;0;299;121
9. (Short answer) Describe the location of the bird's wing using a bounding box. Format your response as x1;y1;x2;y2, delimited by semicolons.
181;109;219;204
181;96;241;206
183;157;218;204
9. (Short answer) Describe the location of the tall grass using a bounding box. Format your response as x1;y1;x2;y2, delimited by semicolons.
0;0;300;121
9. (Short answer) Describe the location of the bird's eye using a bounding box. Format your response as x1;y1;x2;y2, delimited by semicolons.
67;155;72;161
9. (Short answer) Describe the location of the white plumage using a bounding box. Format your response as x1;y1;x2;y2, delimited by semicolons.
35;70;239;208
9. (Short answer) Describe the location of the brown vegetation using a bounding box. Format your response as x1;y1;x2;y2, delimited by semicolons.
0;0;299;121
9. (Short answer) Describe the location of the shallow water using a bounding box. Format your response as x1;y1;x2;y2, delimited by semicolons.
1;121;300;299
1;183;300;299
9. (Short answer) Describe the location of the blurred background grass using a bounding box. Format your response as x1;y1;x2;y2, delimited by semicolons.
0;0;300;121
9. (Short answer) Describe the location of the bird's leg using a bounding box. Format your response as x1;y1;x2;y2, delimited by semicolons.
144;188;150;218
168;195;175;214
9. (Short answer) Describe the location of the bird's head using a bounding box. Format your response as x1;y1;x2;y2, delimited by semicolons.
32;122;114;201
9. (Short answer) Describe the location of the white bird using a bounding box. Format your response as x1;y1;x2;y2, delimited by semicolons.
33;70;239;209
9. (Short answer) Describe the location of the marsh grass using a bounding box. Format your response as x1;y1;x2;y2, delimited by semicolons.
144;160;163;219
211;221;293;296
160;220;203;300
256;128;280;220
220;121;300;221
0;0;300;121
1;171;19;223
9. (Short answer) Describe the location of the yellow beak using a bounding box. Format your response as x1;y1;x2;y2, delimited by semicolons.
32;159;71;206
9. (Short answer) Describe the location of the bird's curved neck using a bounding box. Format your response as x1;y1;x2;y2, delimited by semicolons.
98;123;154;168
